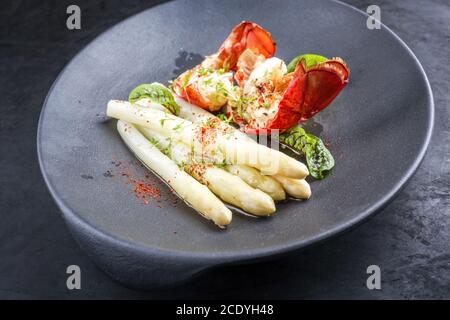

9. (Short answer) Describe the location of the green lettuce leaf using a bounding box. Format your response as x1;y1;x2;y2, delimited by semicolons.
279;126;335;179
128;82;180;116
286;53;328;73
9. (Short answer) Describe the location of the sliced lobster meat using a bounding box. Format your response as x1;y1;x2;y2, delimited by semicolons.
238;57;350;134
172;67;234;111
234;49;268;87
173;21;276;111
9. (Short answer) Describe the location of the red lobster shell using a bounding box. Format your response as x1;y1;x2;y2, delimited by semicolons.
173;21;276;110
242;58;350;134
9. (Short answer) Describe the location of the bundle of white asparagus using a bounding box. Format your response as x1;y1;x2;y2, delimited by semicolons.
107;96;311;228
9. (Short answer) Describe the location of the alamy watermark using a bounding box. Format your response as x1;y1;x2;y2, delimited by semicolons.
366;5;381;30
66;5;81;30
66;265;81;290
366;265;381;290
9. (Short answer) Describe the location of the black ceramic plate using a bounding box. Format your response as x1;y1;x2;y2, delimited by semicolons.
38;0;433;287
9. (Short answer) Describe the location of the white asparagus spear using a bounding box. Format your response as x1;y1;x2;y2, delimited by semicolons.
177;96;221;124
176;96;254;143
116;120;232;227
137;98;286;201
273;175;311;199
138;127;276;216
175;97;311;199
107;100;308;179
138;98;290;200
225;164;285;201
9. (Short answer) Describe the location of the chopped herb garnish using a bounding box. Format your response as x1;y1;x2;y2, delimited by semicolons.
172;123;183;131
262;101;271;109
160;118;172;126
217;112;234;124
181;73;191;89
148;137;159;146
198;67;213;76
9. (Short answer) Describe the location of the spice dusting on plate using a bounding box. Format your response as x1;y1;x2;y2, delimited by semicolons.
108;157;178;207
127;176;161;205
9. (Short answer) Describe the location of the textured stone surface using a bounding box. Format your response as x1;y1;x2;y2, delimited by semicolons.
0;0;448;299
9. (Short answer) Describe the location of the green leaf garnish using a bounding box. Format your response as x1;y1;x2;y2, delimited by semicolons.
172;123;183;131
286;54;328;73
279;126;335;179
128;82;180;116
217;113;228;122
217;112;234;124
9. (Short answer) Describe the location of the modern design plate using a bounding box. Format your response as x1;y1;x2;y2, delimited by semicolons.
37;0;433;287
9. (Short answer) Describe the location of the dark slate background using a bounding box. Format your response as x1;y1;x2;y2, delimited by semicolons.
0;0;448;299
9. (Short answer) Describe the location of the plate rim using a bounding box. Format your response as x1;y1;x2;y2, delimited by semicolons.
37;0;435;264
